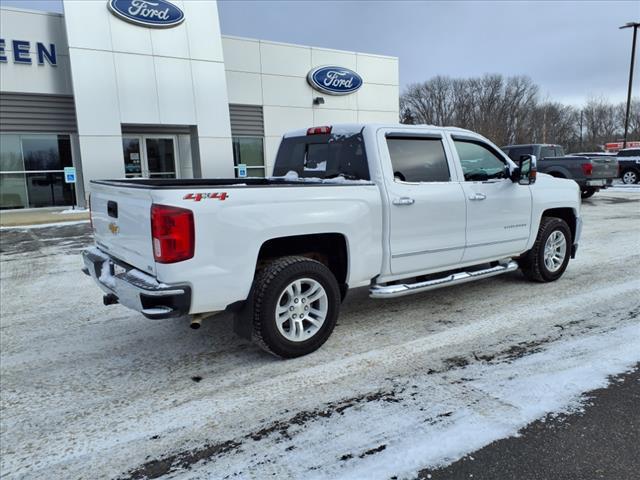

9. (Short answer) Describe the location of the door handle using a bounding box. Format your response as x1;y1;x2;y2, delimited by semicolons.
468;193;487;201
393;197;415;206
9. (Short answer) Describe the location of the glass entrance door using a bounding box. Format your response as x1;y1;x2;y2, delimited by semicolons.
122;136;178;179
123;137;143;178
145;138;176;178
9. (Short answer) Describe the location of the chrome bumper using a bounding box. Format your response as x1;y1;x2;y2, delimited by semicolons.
82;247;190;319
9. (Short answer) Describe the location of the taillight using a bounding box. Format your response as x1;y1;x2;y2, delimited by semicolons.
307;126;332;135
150;204;194;263
581;163;593;176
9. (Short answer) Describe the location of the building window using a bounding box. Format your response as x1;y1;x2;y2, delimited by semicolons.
0;134;74;209
232;136;265;178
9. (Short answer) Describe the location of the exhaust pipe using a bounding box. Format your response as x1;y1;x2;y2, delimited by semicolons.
189;313;214;330
190;314;209;330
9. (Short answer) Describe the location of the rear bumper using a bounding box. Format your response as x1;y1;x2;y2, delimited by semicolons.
583;178;615;188
82;247;190;319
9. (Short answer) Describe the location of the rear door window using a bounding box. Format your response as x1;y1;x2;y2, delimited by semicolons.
539;146;556;160
273;132;369;180
386;137;450;182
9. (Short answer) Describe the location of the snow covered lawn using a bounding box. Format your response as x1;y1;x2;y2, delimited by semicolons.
1;190;639;479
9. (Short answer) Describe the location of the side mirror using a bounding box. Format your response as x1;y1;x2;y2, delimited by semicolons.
517;154;537;185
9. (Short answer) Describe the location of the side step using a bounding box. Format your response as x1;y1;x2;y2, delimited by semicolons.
369;260;519;299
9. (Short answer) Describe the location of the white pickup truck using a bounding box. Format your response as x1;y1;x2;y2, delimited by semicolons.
83;123;582;358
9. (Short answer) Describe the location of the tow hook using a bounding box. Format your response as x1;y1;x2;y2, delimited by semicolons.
103;293;119;306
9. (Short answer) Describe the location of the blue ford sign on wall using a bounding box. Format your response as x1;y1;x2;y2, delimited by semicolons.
307;66;363;96
108;0;185;28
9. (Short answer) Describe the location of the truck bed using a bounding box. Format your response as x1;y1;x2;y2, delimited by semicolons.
92;177;374;189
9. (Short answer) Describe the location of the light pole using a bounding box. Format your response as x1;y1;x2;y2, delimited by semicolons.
620;22;640;149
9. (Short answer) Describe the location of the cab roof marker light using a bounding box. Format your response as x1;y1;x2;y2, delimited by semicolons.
307;126;332;135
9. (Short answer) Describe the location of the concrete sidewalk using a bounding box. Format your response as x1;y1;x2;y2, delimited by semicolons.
0;207;89;228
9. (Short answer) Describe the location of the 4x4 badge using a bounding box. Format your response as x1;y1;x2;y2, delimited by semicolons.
183;192;228;201
108;222;120;235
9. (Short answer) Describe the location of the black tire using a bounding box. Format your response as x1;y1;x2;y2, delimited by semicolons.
621;168;639;185
581;187;596;199
252;256;340;358
520;217;572;283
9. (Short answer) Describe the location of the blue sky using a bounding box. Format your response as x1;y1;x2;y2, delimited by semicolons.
1;0;638;105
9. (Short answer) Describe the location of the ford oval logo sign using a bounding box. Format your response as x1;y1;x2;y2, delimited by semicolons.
108;0;185;28
307;66;363;96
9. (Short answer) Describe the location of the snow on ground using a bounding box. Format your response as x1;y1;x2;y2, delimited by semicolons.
0;219;90;230
56;208;89;214
0;190;639;479
607;184;640;192
606;179;640;192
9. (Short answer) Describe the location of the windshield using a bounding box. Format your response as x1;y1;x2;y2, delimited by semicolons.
273;132;370;180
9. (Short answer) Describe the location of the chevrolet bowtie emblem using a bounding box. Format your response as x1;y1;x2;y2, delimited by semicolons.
108;222;120;235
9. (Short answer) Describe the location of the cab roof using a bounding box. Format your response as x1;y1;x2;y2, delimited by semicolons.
282;123;477;138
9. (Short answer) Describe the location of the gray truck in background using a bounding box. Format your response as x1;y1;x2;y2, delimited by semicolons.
502;144;618;199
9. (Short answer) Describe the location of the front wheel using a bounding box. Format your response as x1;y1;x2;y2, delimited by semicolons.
251;256;340;358
622;168;639;185
581;187;596;199
520;217;571;282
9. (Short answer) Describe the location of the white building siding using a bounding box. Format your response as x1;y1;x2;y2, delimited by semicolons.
0;8;72;96
62;0;234;189
222;36;399;173
1;3;399;208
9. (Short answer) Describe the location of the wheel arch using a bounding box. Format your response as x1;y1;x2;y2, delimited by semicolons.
541;207;577;243
256;233;349;294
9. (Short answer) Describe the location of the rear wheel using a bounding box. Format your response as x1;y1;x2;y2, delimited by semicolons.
622;168;639;185
520;217;571;282
251;256;340;358
581;187;596;199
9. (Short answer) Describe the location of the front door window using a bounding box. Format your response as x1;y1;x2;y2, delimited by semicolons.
121;136;178;179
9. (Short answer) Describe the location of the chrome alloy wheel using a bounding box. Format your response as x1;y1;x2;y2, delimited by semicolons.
543;230;567;272
275;278;328;342
622;170;638;184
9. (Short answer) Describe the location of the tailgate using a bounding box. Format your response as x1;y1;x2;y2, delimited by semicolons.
90;183;156;275
590;157;618;179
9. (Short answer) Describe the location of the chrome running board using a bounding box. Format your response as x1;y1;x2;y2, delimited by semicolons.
369;261;519;299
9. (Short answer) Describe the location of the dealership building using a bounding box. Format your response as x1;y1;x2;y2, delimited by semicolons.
0;0;399;210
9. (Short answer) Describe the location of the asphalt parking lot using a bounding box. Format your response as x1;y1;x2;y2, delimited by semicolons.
1;188;639;479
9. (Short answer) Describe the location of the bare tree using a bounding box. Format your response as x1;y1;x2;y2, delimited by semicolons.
400;75;639;151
